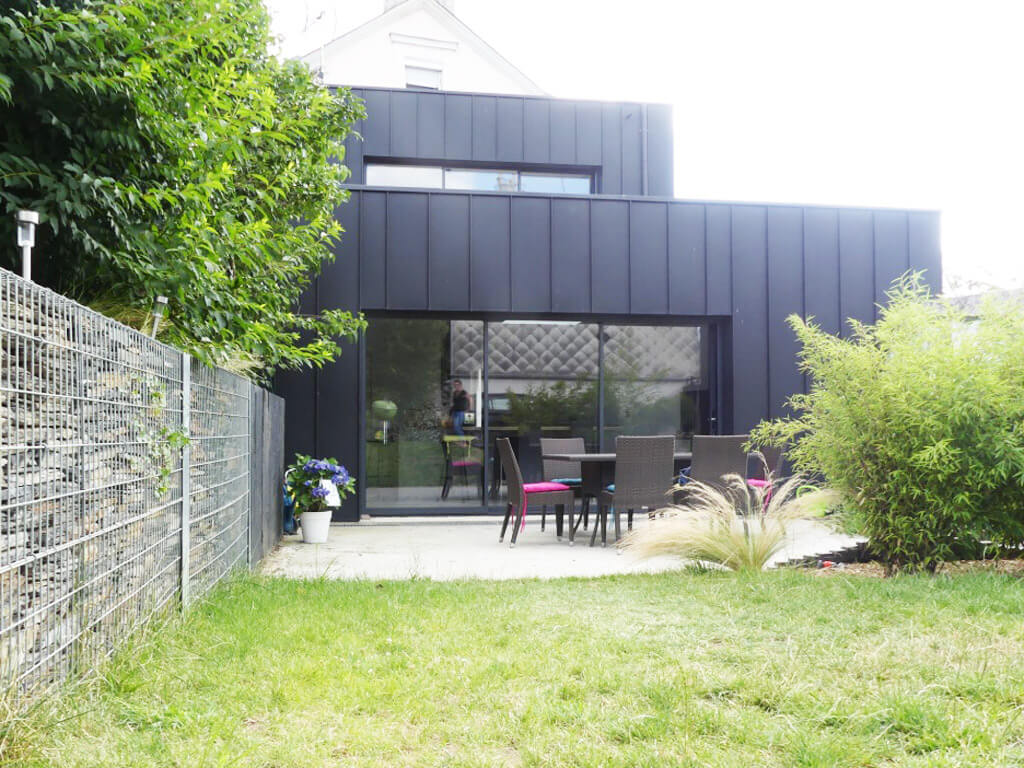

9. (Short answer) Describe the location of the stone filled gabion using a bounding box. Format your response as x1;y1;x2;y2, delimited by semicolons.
1;269;251;696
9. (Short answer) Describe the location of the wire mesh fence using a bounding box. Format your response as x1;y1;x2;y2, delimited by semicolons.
0;268;263;699
186;361;250;604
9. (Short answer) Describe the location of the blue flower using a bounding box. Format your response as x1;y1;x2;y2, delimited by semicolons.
315;459;331;472
303;479;312;487
303;460;317;472
311;486;330;499
331;470;350;485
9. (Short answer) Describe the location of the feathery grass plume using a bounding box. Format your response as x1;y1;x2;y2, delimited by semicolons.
623;472;819;572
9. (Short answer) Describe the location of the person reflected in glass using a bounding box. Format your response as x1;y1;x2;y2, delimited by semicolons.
449;379;472;436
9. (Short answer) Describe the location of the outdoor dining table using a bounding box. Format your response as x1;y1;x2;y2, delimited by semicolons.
541;451;693;500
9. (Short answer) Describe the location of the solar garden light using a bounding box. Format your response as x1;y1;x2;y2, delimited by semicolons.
15;210;38;281
150;295;168;338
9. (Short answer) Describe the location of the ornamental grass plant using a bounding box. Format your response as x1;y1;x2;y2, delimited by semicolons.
623;472;818;572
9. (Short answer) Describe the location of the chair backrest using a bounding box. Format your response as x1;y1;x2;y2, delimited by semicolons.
496;438;525;511
540;437;585;481
612;435;675;510
690;435;749;485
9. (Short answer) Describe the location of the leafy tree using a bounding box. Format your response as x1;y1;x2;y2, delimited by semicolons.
751;275;1024;573
0;0;366;375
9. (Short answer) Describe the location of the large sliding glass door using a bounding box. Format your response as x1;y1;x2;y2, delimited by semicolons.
365;318;485;513
363;317;713;515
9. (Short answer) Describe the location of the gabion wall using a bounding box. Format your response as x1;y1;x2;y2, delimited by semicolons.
0;268;262;698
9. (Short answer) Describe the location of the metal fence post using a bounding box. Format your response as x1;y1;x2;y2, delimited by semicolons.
247;380;253;570
180;353;192;609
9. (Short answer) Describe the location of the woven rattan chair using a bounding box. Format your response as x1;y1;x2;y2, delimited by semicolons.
688;435;749;486
591;435;675;546
540;436;589;532
497;438;576;547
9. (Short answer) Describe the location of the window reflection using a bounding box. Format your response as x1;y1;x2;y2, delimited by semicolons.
365;164;443;189
443;168;519;192
602;325;708;448
520;173;591;194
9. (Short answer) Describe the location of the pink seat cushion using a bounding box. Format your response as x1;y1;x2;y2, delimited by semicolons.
452;460;481;467
523;481;572;493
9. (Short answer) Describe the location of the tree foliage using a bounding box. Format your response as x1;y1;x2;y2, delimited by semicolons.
751;275;1024;573
0;0;366;375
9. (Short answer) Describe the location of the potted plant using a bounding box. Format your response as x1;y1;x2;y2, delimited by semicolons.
285;454;356;544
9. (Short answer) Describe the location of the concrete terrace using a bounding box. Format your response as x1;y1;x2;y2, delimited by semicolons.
260;516;862;581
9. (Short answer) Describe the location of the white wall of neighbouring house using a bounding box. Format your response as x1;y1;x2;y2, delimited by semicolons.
300;0;545;96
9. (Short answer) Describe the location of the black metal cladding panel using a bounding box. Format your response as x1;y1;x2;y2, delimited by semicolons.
444;94;472;158
497;97;524;162
390;90;417;157
523;98;550;164
359;191;387;308
470;195;511;310
317;344;361;521
873;210;909;306
803;208;840;335
706;206;733;315
549;100;576;165
645;104;674;196
601;103;623;194
417;92;445;157
590;199;630;314
428;194;471;310
730;206;770;432
386;193;428;309
347;88;670;196
472;96;498;161
323;195;360;313
576;102;603;166
629;201;669;314
668;203;706;315
908;210;941;287
550;198;590;313
620;106;643;195
838;208;876;332
511;196;551;312
361;89;390;156
766;207;805;417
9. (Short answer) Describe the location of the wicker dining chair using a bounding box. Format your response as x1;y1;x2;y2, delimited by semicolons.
540;436;589;532
496;438;576;547
592;435;675;547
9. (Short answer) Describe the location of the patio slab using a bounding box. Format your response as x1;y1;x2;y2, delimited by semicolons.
259;516;864;581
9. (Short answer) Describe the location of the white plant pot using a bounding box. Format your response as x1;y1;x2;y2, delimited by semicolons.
300;509;332;544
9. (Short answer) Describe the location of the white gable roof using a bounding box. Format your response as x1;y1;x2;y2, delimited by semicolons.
300;0;546;95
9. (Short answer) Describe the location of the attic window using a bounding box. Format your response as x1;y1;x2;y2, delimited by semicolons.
405;65;442;90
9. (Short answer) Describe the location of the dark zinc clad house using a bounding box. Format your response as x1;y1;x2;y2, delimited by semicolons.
276;86;941;521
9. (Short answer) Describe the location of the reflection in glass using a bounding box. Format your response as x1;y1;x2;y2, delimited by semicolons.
519;173;592;195
481;321;599;494
443;168;518;192
365;164;443;189
365;318;484;512
602;325;708;449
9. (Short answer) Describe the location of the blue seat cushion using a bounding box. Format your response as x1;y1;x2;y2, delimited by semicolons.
552;477;582;486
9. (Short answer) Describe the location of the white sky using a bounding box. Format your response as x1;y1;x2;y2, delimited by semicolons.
267;0;1024;293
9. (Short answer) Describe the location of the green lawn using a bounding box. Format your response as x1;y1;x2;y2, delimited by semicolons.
7;570;1024;767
